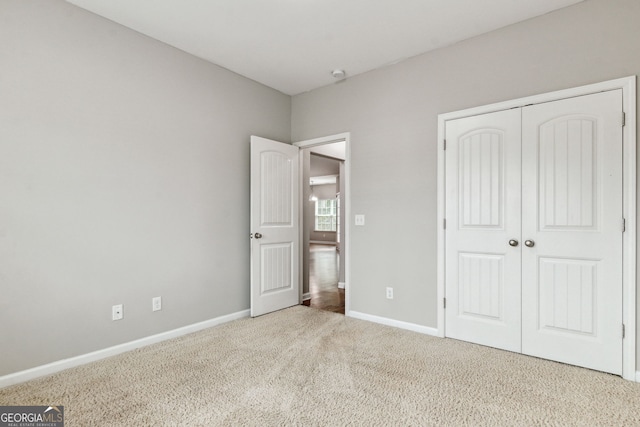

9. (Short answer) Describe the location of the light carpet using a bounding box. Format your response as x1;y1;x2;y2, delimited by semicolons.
2;306;640;426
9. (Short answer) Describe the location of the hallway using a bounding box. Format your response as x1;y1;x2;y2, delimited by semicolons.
303;244;344;314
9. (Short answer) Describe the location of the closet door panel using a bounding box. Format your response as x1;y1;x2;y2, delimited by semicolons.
445;109;522;352
521;90;623;375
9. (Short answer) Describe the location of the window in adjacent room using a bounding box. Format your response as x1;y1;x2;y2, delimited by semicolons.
315;198;337;231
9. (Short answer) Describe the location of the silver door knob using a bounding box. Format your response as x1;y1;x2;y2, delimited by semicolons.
524;239;535;247
508;239;519;247
253;232;263;239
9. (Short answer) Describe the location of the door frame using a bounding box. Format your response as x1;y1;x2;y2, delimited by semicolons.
294;132;351;315
436;76;637;380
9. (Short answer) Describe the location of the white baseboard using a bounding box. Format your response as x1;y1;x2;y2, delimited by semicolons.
0;309;250;389
636;371;640;383
338;282;345;289
348;311;439;336
302;292;311;301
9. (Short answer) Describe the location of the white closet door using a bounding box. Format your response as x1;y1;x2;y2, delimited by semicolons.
521;90;623;375
445;109;522;352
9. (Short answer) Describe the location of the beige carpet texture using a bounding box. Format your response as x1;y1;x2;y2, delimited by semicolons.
2;306;640;426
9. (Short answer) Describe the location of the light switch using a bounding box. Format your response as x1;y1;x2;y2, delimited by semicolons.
355;214;365;226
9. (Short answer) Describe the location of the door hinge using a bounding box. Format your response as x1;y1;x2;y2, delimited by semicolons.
443;139;446;150
443;298;447;309
622;112;626;127
622;217;626;232
622;323;625;339
443;218;446;229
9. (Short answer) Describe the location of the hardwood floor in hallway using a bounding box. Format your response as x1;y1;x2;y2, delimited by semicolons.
303;244;344;314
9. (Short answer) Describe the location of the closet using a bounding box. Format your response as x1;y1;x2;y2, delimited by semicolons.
444;90;623;375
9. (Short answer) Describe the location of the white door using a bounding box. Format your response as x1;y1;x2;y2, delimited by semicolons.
521;90;623;374
445;90;623;375
445;108;522;352
250;136;300;317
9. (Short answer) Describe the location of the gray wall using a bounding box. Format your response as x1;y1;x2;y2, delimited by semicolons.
292;0;640;364
310;184;338;201
0;0;290;376
310;154;340;177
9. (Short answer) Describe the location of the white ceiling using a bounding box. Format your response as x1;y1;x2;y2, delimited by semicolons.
65;0;583;95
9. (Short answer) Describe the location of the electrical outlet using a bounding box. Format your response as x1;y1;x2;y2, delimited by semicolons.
386;287;394;299
152;296;162;312
355;214;365;226
112;304;123;321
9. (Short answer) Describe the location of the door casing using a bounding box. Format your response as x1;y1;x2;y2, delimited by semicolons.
436;76;637;380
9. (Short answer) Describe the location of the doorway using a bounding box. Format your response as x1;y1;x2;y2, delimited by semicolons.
250;133;350;317
294;134;350;315
304;152;344;313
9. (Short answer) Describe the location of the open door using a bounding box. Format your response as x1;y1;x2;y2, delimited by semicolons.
250;136;300;317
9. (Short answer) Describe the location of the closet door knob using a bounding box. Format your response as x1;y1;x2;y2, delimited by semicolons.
524;239;535;248
508;239;519;247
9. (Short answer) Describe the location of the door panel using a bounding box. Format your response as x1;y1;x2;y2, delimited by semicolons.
261;243;293;293
521;90;623;374
538;116;597;230
459;130;504;228
538;258;597;335
250;136;299;317
458;252;503;321
445;109;522;352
